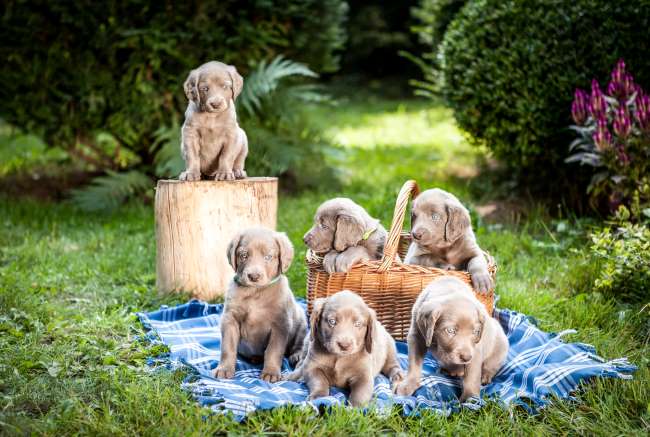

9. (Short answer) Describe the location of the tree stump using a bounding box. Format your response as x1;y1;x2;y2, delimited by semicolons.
155;177;278;300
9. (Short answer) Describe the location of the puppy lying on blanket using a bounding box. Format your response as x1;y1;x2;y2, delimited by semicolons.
303;198;386;273
405;188;493;293
395;277;508;401
214;227;307;383
286;290;404;406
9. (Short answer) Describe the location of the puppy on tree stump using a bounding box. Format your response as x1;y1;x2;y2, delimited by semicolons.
180;61;248;181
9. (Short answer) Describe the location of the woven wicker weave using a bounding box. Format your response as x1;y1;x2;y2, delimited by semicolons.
305;180;496;341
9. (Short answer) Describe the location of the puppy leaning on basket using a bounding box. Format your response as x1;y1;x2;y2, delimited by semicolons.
305;180;497;342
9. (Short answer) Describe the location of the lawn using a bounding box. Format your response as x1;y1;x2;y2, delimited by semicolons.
1;95;648;435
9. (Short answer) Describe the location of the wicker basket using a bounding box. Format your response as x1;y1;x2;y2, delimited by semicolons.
305;180;496;341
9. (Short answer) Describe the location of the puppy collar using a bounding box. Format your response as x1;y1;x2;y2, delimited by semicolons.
233;274;282;288
362;227;376;241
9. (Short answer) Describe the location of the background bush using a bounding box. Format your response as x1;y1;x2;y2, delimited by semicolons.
590;223;650;303
0;0;347;193
423;0;650;194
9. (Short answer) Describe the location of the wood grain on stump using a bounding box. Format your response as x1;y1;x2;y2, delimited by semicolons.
155;177;278;300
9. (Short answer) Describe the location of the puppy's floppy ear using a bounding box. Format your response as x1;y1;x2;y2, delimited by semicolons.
417;302;442;347
227;65;243;100
444;202;470;242
364;306;377;354
475;304;487;342
183;69;198;103
310;298;326;342
227;231;243;270
274;232;294;274
333;210;365;252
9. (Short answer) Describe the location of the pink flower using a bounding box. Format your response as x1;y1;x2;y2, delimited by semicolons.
613;106;631;138
590;79;607;118
571;89;589;125
635;92;650;131
593;117;612;151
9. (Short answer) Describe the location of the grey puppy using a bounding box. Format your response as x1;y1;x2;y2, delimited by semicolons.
303;198;386;273
180;61;248;181
394;276;508;401
404;188;493;293
286;290;404;406
214;227;306;383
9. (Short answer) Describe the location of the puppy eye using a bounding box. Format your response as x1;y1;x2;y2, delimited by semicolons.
264;254;273;261
446;327;456;335
239;253;248;260
319;223;328;230
200;86;209;92
473;329;481;336
353;320;362;328
327;318;336;326
432;213;441;222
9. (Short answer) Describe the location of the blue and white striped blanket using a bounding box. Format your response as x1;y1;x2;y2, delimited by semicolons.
137;299;635;421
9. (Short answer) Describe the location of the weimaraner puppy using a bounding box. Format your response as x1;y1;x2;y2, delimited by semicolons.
214;227;306;383
404;188;493;293
303;198;386;274
285;290;404;406
180;61;248;181
394;276;508;401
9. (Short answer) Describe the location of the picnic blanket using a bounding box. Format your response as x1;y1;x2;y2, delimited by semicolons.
137;299;635;421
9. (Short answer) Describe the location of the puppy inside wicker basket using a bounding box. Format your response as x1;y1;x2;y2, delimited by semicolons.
303;198;387;274
404;188;494;294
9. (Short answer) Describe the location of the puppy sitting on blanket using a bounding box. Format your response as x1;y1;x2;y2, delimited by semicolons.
303;198;386;273
214;227;307;383
285;290;404;406
404;188;493;293
394;276;508;401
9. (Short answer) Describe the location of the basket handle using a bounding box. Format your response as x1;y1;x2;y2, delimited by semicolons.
378;180;420;272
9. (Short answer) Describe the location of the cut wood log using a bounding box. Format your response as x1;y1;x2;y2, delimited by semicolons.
155;177;278;300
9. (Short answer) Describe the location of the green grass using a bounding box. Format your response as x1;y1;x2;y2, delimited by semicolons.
1;96;649;435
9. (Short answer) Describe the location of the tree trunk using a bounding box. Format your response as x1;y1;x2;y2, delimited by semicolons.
155;178;278;300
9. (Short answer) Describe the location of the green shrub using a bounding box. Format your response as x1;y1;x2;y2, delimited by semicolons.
0;0;347;186
590;223;650;303
436;0;650;178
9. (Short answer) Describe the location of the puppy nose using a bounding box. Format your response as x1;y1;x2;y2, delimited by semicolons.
303;234;311;244
337;340;352;351
247;272;261;282
460;352;472;363
411;230;423;241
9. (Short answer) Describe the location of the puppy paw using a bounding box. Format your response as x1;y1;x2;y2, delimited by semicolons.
283;370;301;382
179;170;200;181
260;368;281;383
288;351;303;367
460;388;480;402
389;369;405;385
334;255;355;272
471;272;493;294
323;252;338;274
394;379;420;396
214;171;235;181
214;364;235;379
481;367;498;385
234;169;247;179
307;390;329;401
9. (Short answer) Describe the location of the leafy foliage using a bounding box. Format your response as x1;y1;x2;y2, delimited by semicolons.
0;0;347;179
566;60;650;216
69;170;153;212
590;223;650;303
419;0;650;190
70;56;336;211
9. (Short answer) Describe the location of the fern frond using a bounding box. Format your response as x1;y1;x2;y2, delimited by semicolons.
239;56;318;117
151;122;184;178
70;170;152;212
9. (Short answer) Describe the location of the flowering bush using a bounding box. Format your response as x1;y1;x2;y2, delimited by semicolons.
567;60;650;217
